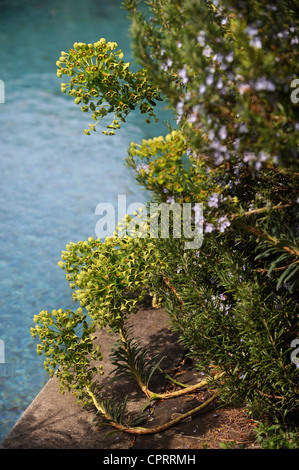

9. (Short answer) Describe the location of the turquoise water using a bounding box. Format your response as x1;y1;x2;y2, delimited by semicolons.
0;0;170;443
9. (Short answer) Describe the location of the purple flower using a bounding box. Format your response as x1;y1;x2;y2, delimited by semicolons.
219;125;227;140
226;51;234;63
176;100;184;115
203;45;212;58
239;123;248;133
244;151;256;163
254;77;276;91
250;37;262;48
166;196;175;204
208;193;219;208
178;67;188;84
216;78;224;89
206;74;214;86
205;223;215;233
197;31;206;47
246;26;259;37
136;164;149;174
218;215;230;232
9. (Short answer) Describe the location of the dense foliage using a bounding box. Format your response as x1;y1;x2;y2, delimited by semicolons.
31;0;298;445
124;0;299;423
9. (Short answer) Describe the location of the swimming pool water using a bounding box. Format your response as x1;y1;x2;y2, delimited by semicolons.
0;0;171;443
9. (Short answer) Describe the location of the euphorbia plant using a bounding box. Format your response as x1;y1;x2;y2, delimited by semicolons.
31;218;222;434
57;38;161;135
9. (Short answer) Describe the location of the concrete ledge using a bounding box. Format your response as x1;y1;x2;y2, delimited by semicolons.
1;305;184;449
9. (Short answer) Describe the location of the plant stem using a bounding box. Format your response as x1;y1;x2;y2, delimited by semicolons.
234;220;299;256
230;202;295;220
86;386;220;435
118;323;224;400
148;377;214;400
118;324;152;397
158;367;190;388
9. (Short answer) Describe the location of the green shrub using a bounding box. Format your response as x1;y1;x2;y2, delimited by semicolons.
124;0;299;424
31;0;299;438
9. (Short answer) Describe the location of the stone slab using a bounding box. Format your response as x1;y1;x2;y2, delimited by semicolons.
1;305;185;449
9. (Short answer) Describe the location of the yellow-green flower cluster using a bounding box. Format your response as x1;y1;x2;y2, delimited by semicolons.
57;234;164;330
57;38;161;134
128;131;188;199
128;130;213;205
31;307;103;402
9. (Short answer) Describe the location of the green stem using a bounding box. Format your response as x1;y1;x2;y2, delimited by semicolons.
148;372;224;400
118;323;224;400
119;324;151;397
86;386;219;435
159;367;189;388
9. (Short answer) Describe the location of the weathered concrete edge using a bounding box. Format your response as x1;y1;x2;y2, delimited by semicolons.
1;307;183;449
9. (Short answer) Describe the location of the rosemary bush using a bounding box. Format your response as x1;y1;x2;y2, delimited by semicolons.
124;0;299;427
